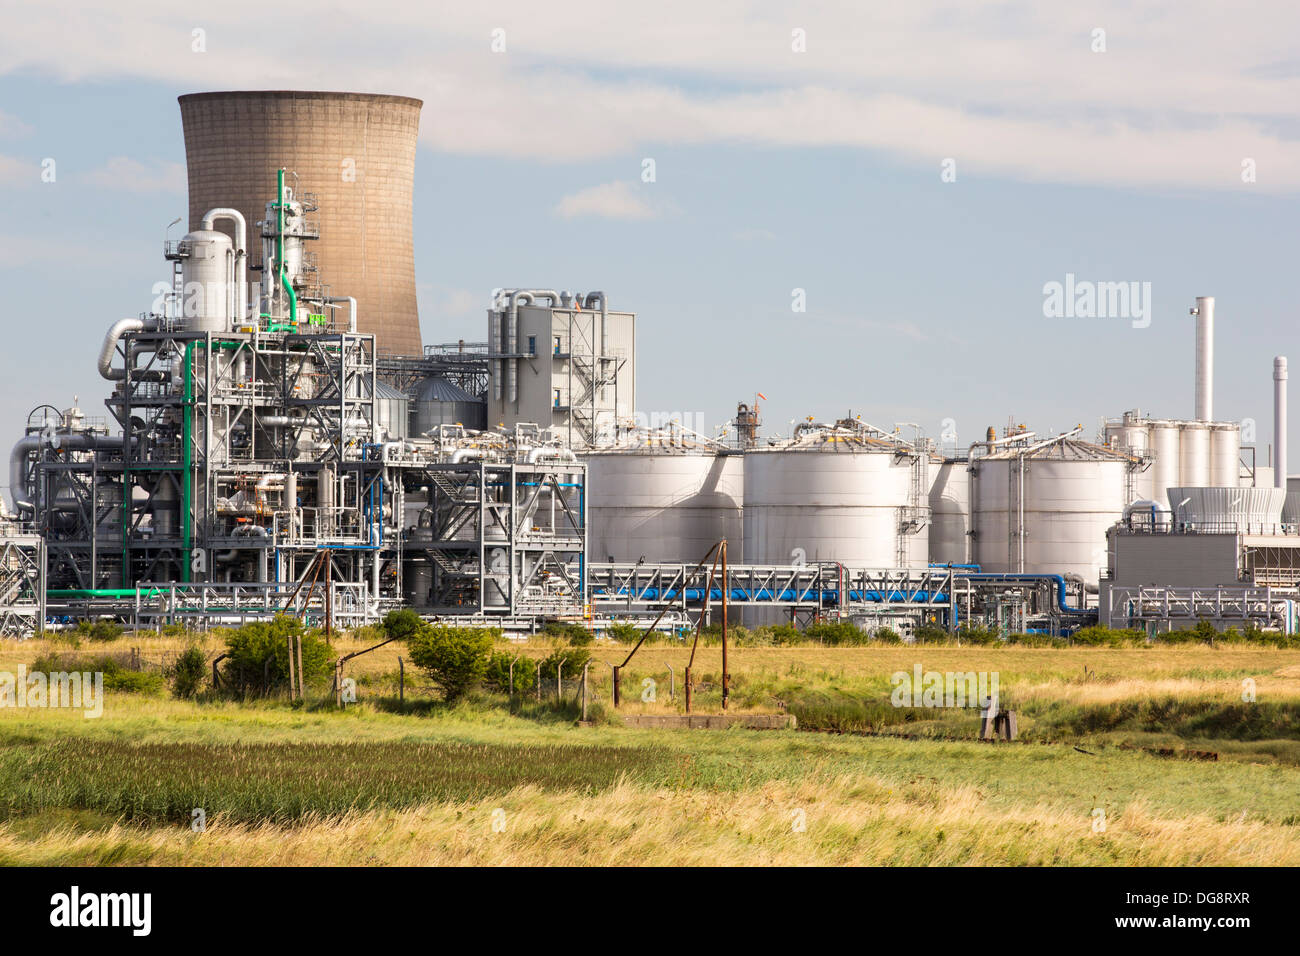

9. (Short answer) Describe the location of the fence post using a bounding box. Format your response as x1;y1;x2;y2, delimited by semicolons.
582;663;590;721
665;663;675;702
398;656;404;707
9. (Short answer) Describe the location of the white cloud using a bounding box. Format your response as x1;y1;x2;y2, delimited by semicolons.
82;157;186;193
0;110;32;137
0;154;33;186
2;2;1300;190
554;181;662;220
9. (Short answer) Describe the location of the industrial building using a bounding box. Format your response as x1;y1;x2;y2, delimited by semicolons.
0;91;1295;640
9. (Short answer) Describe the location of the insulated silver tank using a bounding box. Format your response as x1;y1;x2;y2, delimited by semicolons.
375;381;409;442
1208;423;1241;487
180;229;233;332
1179;423;1211;487
743;432;928;568
972;437;1129;581
586;450;743;564
927;458;970;565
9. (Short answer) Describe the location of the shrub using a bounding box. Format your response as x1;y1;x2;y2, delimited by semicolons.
380;608;423;641
220;616;332;696
804;621;868;646
484;651;534;694
537;645;591;682
74;619;125;641
1070;626;1144;647
871;627;903;644
168;645;207;699
956;625;999;646
406;625;496;702
913;625;950;645
31;651;165;694
769;624;804;646
541;621;594;645
606;622;642;644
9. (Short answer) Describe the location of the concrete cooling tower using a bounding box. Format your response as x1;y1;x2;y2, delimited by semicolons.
178;90;424;356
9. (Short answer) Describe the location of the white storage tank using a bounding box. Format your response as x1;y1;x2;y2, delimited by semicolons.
1150;422;1181;506
1179;423;1211;487
928;458;970;565
585;450;743;564
375;381;409;442
972;436;1130;581
743;427;929;568
180;229;233;332
1208;423;1241;487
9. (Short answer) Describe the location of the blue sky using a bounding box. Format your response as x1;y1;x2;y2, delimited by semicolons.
1;2;1297;463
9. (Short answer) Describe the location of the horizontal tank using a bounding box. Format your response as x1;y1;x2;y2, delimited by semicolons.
972;437;1129;581
585;450;743;564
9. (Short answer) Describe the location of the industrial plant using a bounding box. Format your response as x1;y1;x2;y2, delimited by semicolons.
0;91;1295;641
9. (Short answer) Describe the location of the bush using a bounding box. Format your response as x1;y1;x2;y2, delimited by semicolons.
804;621;868;646
74;619;125;641
484;650;534;695
541;621;594;645
537;645;592;682
606;622;642;644
219;616;332;696
955;625;999;646
406;625;496;702
769;624;804;646
31;651;165;694
169;645;207;699
380;608;423;641
913;625;950;645
1069;626;1144;647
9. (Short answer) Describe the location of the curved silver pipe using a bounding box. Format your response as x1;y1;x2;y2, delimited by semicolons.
506;289;563;404
201;208;248;322
8;432;124;513
98;318;145;380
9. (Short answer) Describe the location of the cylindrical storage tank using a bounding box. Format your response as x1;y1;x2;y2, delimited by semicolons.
410;377;487;436
743;442;927;568
375;381;409;442
972;439;1129;581
586;451;743;564
180;229;232;332
1150;422;1180;506
1208;423;1240;487
928;458;970;565
1179;423;1211;487
1284;476;1300;525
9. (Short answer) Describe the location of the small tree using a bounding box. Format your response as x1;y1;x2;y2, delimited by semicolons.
169;644;207;699
406;625;495;702
381;608;423;641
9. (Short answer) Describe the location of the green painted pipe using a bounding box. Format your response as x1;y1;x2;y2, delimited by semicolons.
277;168;297;330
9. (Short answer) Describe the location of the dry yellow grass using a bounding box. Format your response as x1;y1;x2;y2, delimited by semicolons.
2;773;1293;867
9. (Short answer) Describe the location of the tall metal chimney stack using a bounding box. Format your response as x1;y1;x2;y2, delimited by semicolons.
1190;296;1214;421
1275;356;1288;489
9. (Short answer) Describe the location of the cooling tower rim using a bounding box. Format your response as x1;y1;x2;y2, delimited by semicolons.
179;90;423;109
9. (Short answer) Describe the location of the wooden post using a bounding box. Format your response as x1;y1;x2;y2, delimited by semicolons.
582;663;590;721
287;633;297;699
295;632;304;700
684;666;692;714
398;656;405;707
721;539;729;710
612;665;621;708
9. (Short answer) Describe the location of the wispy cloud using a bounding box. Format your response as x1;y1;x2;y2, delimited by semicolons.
554;181;663;221
0;110;32;137
0;154;33;186
2;2;1300;190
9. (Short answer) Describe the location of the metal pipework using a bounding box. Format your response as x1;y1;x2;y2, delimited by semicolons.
98;318;145;380
200;207;248;323
8;432;125;514
1191;296;1214;421
322;295;357;333
506;289;562;404
1276;356;1288;489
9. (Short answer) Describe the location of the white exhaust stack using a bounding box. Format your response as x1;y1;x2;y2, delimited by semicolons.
1275;356;1288;489
1191;296;1214;421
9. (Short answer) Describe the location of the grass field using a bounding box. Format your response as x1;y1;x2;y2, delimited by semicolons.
1;633;1298;865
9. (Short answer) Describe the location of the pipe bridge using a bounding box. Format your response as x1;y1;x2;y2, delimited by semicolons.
586;562;953;613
